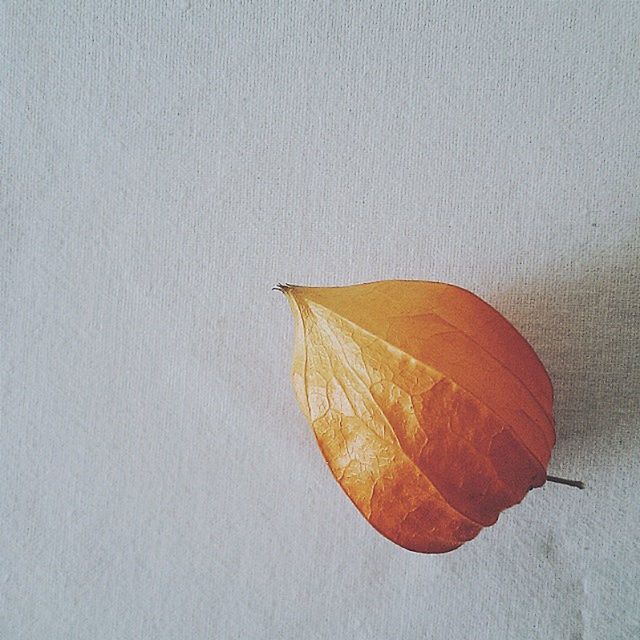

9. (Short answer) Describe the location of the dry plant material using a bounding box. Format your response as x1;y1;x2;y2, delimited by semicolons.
278;280;556;553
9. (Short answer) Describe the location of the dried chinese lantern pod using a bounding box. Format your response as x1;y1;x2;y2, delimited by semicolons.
279;280;556;553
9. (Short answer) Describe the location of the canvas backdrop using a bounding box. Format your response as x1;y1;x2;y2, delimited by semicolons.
3;2;639;638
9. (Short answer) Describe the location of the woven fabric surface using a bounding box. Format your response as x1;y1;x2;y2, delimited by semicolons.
3;3;639;638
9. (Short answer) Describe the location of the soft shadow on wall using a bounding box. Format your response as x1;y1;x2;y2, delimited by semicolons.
492;244;640;475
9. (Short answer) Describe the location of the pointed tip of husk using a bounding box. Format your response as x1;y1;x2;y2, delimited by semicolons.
272;282;299;295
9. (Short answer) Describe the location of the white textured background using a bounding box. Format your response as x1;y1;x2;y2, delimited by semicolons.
3;2;640;639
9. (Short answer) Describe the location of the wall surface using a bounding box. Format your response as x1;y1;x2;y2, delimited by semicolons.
3;2;639;638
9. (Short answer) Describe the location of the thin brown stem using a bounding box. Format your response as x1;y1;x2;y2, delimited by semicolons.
546;475;584;489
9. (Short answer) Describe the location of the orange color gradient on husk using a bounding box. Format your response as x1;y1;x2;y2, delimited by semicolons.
280;280;556;553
